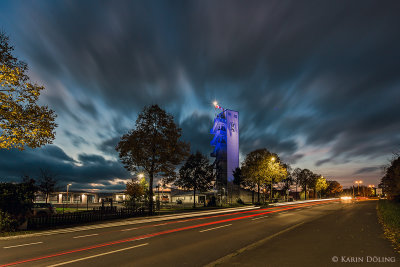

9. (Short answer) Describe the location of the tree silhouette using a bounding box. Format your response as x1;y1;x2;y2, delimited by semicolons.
37;169;57;203
116;105;189;214
175;152;214;208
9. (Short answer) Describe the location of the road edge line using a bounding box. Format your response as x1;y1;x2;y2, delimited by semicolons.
204;221;305;267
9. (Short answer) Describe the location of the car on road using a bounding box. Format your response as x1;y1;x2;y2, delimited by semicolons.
340;196;354;203
32;203;57;216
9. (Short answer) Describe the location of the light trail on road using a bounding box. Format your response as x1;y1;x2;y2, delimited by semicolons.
0;199;338;267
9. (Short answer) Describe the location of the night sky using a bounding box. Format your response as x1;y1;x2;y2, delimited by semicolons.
1;0;399;192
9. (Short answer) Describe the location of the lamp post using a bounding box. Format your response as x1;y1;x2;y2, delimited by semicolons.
66;183;72;203
355;180;362;196
269;157;276;202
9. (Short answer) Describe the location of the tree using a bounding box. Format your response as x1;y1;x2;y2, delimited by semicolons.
308;173;321;199
380;155;400;200
37;169;57;203
315;176;328;198
175;152;214;208
0;32;57;150
241;149;271;203
265;158;287;202
241;149;286;203
233;167;243;200
292;168;302;200
126;178;146;200
116;105;190;214
281;164;293;201
326;180;343;197
125;176;148;210
0;179;37;230
296;168;313;200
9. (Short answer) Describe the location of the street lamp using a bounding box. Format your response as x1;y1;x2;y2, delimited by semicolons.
355;180;362;196
66;183;72;203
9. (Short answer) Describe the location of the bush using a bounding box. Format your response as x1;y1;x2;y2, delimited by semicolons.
0;210;18;232
0;181;35;218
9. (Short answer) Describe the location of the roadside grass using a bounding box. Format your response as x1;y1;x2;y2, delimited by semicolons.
377;200;400;253
55;207;89;213
0;231;33;237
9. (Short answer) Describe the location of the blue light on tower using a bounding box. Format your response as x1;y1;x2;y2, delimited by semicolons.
210;102;239;188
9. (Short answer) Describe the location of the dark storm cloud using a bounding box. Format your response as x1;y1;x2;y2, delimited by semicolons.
77;99;98;119
64;130;89;148
316;159;332;167
98;136;120;156
1;0;399;187
284;154;305;165
180;112;213;155
354;167;380;175
0;146;130;191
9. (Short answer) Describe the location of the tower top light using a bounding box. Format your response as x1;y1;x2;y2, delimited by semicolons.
213;101;223;110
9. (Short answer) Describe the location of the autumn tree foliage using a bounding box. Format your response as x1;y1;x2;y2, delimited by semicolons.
0;32;57;150
241;149;287;203
326;180;343;197
315;176;328;198
116;105;190;214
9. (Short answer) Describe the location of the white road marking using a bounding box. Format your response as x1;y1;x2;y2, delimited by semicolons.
251;216;269;221
3;241;43;249
154;223;168;226
1;206;259;240
199;224;232;233
73;233;99;239
120;227;138;231
47;243;149;267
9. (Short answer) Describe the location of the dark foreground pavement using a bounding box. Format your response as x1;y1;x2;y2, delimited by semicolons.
0;200;397;266
213;200;398;267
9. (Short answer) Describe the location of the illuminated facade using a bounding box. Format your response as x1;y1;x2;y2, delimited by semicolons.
210;107;239;189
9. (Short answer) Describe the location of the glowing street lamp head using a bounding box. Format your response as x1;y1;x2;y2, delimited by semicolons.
138;173;144;179
271;157;276;162
213;101;218;107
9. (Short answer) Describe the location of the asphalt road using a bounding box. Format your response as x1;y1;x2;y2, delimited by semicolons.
0;200;397;267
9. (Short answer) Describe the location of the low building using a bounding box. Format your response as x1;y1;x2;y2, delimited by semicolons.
153;188;172;203
35;191;99;204
170;191;207;205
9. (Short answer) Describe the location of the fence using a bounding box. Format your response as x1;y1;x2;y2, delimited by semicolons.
27;207;146;230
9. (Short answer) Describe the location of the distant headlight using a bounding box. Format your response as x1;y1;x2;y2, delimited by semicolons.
340;196;352;200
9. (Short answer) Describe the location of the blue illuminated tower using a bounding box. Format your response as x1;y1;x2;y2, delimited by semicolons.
210;103;239;189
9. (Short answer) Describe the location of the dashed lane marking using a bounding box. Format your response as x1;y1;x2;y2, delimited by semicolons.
47;243;149;267
73;234;99;239
199;224;232;233
3;242;43;249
